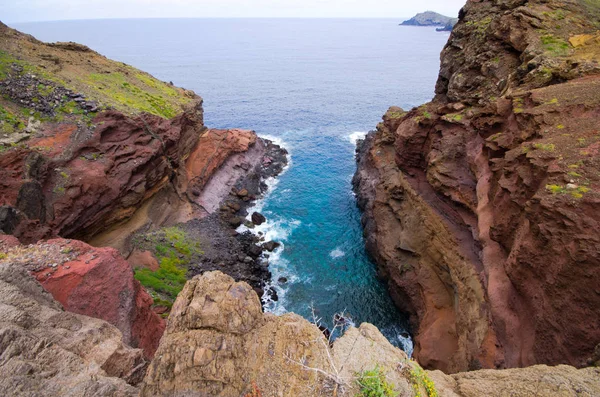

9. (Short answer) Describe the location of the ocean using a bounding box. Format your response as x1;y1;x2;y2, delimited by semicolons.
12;18;449;352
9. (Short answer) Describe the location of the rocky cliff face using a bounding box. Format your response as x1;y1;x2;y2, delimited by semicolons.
354;0;600;373
0;262;145;396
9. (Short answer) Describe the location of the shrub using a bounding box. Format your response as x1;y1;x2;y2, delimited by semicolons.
355;366;396;397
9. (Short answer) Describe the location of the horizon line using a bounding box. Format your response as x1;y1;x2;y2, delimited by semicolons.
7;16;417;25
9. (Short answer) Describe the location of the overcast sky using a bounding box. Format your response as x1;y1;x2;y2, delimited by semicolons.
3;0;467;23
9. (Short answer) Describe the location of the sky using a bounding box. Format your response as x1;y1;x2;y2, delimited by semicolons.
2;0;467;23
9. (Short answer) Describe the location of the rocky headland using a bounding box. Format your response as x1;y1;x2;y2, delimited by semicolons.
401;11;459;32
355;0;600;374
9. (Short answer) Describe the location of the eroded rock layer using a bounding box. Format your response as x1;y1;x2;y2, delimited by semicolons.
354;0;600;372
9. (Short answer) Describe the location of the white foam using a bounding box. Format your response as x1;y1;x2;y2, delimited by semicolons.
259;134;289;152
329;248;345;259
348;131;367;145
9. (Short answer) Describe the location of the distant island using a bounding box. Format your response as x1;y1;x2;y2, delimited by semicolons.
400;11;458;32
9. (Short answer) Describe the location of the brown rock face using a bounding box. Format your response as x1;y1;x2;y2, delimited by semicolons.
354;0;600;372
1;238;165;359
0;263;144;396
142;271;417;397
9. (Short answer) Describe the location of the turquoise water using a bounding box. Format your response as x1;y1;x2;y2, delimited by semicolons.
14;19;448;350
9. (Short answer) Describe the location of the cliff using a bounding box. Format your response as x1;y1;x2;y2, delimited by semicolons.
0;21;287;361
354;0;600;373
401;11;459;30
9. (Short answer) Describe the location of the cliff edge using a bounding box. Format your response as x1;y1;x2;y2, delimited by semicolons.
354;0;600;373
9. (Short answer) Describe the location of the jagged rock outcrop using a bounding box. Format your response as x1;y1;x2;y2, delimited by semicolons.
354;0;600;373
141;271;418;397
0;262;144;396
143;271;600;396
1;238;165;359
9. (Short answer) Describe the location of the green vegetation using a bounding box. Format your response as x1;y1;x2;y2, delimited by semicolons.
546;184;591;199
387;110;406;119
355;367;396;397
488;133;503;142
134;227;202;307
0;104;25;134
87;71;187;118
533;143;556;152
408;363;438;397
541;35;571;56
513;97;525;114
450;113;463;122
465;16;493;36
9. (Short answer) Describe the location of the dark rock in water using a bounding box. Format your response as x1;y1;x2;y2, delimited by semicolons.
278;276;288;284
251;212;266;225
247;244;263;258
243;220;255;229
262;241;281;252
266;286;279;302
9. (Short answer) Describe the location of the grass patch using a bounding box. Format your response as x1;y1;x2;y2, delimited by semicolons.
533;143;556;152
0;104;25;134
541;35;570;56
134;226;202;303
87;71;187;118
355;366;396;397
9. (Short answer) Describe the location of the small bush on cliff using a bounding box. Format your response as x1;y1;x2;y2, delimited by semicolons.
355;366;396;397
407;362;438;397
134;226;202;305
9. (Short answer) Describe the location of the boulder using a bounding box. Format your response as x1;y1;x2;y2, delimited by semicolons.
262;241;281;252
251;211;266;225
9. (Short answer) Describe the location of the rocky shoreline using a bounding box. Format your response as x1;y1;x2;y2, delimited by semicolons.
129;137;288;301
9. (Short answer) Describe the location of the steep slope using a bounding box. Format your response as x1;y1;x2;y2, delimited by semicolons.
354;0;600;372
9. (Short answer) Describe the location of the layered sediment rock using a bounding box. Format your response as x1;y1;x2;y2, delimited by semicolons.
0;263;144;396
354;0;600;372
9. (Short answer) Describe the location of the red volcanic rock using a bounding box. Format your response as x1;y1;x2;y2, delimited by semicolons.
128;249;160;272
185;128;257;194
354;0;600;373
2;238;166;359
0;101;204;244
